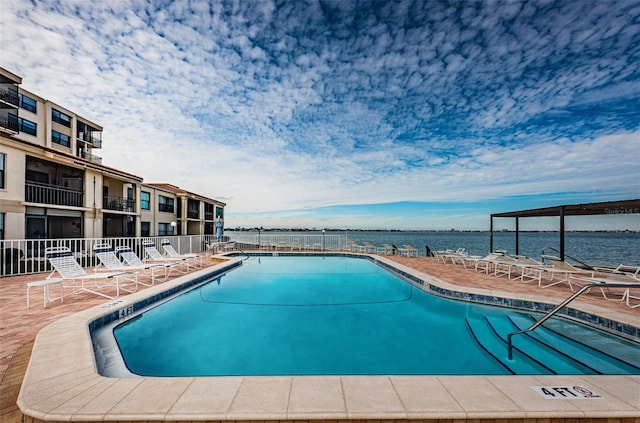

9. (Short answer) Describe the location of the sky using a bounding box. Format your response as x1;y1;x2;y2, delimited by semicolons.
1;0;639;230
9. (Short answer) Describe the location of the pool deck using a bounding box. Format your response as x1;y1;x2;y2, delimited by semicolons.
1;253;639;422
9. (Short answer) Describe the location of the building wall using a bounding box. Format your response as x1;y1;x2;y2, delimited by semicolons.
0;140;28;240
1;67;224;241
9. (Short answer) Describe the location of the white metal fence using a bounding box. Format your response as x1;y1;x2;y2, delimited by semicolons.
0;235;216;277
227;232;346;252
0;233;346;276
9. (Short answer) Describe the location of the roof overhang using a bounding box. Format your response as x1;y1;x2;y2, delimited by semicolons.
491;199;640;218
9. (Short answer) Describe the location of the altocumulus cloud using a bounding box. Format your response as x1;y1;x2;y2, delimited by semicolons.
1;0;639;229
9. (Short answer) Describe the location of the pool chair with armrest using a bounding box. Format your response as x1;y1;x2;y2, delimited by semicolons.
116;246;178;281
142;240;191;272
398;245;418;257
462;251;513;274
504;255;555;282
94;243;169;286
521;255;596;288
592;264;640;279
161;239;203;268
45;246;137;300
376;244;394;255
568;273;640;308
458;252;501;270
434;248;467;264
542;255;601;284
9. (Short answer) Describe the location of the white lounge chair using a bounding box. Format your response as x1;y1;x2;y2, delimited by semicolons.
45;247;137;300
94;243;169;286
377;244;394;255
161;239;203;267
142;240;190;272
435;248;467;264
569;274;640;308
398;245;418;257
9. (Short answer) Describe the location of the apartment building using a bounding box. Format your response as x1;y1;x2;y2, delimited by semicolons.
142;183;224;237
0;67;224;241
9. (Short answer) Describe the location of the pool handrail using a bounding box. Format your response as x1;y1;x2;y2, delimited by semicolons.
507;281;640;360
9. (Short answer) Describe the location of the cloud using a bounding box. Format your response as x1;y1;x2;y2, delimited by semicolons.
1;0;639;229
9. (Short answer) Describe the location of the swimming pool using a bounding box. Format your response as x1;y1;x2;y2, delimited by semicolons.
108;256;640;376
21;255;640;421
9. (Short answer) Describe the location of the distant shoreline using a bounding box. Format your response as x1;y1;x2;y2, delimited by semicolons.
226;228;640;233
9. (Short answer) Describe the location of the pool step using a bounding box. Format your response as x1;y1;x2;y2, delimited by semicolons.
465;317;553;375
508;314;640;374
485;316;597;375
467;314;640;375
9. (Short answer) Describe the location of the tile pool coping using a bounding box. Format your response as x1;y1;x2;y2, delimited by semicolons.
18;253;640;421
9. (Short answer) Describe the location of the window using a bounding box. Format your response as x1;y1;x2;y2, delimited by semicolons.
141;221;150;237
19;93;37;113
158;222;174;236
141;191;150;210
158;195;174;213
18;117;37;136
0;213;4;240
52;130;70;147
0;153;5;189
52;109;71;127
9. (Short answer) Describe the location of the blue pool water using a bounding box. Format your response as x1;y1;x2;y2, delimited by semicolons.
112;256;640;376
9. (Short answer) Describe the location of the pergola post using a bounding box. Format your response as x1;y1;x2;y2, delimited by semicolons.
559;206;565;261
515;217;520;256
489;214;494;253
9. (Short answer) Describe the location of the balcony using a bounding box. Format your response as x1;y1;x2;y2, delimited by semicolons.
80;151;102;164
25;181;84;207
77;131;102;148
0;115;19;133
103;195;134;212
0;88;19;107
187;210;200;219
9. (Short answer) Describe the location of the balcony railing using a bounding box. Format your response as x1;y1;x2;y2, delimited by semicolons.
103;195;134;212
77;132;102;148
25;181;84;207
0;88;19;107
80;151;102;164
187;210;200;219
0;116;19;132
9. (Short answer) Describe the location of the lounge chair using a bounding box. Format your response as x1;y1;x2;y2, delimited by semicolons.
398;245;418;257
376;244;394;255
502;255;554;281
161;239;203;268
435;248;467;264
593;264;640;279
461;251;512;273
569;274;640;308
142;240;191;272
115;246;178;280
290;240;302;251
94;243;169;286
45;246;137;300
207;241;236;254
541;255;596;286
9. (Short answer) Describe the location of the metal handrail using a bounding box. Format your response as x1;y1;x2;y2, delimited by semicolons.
507;281;640;360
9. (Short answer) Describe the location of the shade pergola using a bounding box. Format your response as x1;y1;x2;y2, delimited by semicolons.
490;199;640;261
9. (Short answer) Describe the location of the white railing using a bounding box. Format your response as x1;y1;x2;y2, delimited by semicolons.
227;232;346;252
0;235;215;277
0;233;347;276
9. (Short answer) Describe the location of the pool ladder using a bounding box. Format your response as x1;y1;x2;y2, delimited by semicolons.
507;281;640;360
